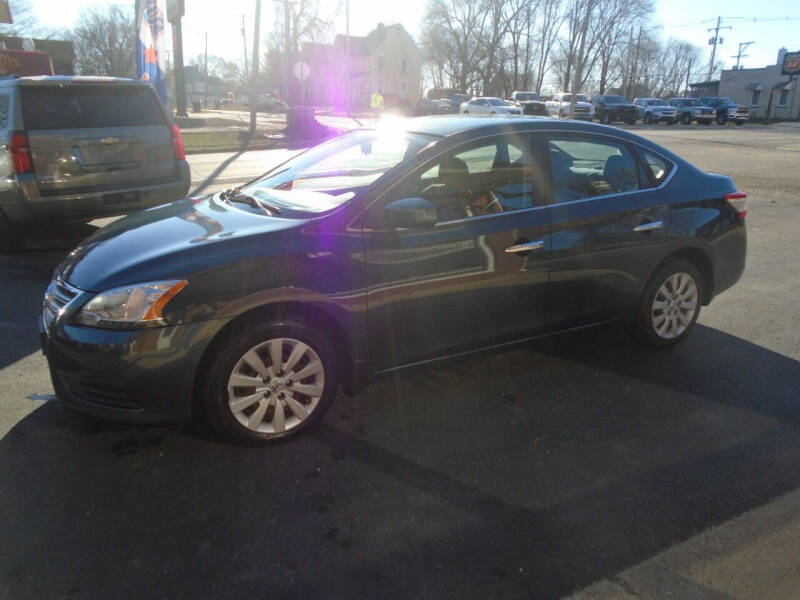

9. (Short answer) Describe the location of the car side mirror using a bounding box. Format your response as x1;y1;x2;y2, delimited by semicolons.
385;197;438;230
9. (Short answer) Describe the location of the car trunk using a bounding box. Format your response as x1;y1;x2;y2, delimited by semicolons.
20;84;178;196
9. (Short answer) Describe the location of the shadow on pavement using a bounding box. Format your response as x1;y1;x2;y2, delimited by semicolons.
1;323;798;598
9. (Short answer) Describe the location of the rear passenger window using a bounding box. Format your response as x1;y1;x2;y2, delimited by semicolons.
548;137;640;202
642;151;672;185
20;86;166;130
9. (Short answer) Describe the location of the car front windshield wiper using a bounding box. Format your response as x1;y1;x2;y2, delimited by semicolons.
220;187;282;215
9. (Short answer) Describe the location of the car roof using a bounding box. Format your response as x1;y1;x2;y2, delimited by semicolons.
0;75;150;88
399;115;652;141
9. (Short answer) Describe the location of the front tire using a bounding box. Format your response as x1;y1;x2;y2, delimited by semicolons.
202;318;339;443
629;260;703;349
643;113;652;124
680;113;691;125
716;114;727;125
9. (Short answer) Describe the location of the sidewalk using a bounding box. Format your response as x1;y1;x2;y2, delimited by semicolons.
568;486;800;599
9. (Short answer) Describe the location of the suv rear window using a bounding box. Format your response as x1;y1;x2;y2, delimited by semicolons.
20;85;166;130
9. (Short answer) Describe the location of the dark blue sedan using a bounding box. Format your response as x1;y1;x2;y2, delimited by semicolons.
41;117;747;443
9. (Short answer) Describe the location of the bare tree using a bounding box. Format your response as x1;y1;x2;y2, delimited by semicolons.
70;4;135;77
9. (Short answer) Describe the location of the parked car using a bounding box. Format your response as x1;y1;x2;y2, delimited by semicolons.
668;98;715;125
510;91;548;116
460;97;522;115
41;117;747;443
0;76;190;251
633;98;678;124
591;94;638;124
448;93;472;111
698;97;749;125
414;98;456;116
545;93;595;120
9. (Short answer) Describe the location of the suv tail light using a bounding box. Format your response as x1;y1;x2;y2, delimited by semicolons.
170;125;186;161
725;191;747;219
10;131;34;175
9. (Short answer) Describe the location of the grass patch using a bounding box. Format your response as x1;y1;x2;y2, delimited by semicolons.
182;130;284;154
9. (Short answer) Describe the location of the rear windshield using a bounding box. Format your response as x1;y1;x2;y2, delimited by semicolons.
20;85;166;130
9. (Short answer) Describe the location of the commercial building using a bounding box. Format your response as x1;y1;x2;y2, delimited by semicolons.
718;48;799;120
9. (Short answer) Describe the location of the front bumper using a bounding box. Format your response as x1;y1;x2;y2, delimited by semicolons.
40;315;228;423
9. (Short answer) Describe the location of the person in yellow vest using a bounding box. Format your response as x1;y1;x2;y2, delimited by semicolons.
370;89;384;119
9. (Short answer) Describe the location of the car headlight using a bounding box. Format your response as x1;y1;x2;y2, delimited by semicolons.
73;280;187;329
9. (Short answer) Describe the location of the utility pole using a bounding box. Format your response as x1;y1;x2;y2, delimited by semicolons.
706;16;732;82
249;0;261;134
204;31;208;108
732;41;754;70
345;0;350;115
241;15;249;76
283;0;290;106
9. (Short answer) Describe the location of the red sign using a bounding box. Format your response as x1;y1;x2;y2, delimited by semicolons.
0;49;54;76
782;51;800;76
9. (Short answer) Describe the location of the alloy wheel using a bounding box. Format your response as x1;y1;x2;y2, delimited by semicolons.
226;337;325;434
650;272;699;339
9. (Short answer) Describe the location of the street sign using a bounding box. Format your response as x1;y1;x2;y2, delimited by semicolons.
293;61;310;81
781;51;800;76
166;0;184;24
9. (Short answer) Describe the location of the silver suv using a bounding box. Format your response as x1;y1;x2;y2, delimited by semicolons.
0;76;190;251
633;98;678;125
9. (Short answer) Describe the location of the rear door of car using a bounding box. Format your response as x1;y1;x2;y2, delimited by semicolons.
540;132;672;331
20;83;177;196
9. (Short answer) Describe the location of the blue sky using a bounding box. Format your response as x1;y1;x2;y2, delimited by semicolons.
31;0;799;71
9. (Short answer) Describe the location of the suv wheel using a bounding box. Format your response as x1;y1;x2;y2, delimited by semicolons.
643;113;652;124
716;114;727;125
629;259;703;348
680;113;691;125
202;317;339;444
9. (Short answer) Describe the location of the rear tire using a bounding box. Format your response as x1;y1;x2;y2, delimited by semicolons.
629;259;703;349
202;317;339;444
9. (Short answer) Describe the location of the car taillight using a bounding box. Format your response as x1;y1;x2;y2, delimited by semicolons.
170;125;186;160
9;131;33;175
725;191;747;219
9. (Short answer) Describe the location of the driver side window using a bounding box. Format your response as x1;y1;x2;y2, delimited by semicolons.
406;137;539;223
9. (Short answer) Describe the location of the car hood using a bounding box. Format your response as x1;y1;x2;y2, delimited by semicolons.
59;195;302;292
606;103;637;110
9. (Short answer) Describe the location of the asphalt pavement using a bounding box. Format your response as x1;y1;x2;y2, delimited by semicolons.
1;123;798;599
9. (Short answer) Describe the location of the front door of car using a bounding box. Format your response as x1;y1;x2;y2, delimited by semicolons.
541;133;672;332
362;134;551;370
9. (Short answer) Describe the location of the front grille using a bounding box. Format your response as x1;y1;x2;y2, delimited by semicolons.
42;277;80;329
573;106;590;115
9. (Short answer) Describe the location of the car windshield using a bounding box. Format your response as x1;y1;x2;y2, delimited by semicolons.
515;93;539;101
719;97;735;105
604;96;626;104
561;94;588;102
487;98;506;106
242;130;434;213
648;99;666;106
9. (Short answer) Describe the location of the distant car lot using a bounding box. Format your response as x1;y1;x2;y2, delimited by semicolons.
0;124;798;599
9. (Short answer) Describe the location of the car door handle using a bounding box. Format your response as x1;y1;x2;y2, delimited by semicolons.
633;220;663;232
505;240;544;254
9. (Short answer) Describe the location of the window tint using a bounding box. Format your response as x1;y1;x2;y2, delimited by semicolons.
20;86;166;130
397;137;539;222
641;151;672;185
548;137;640;202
